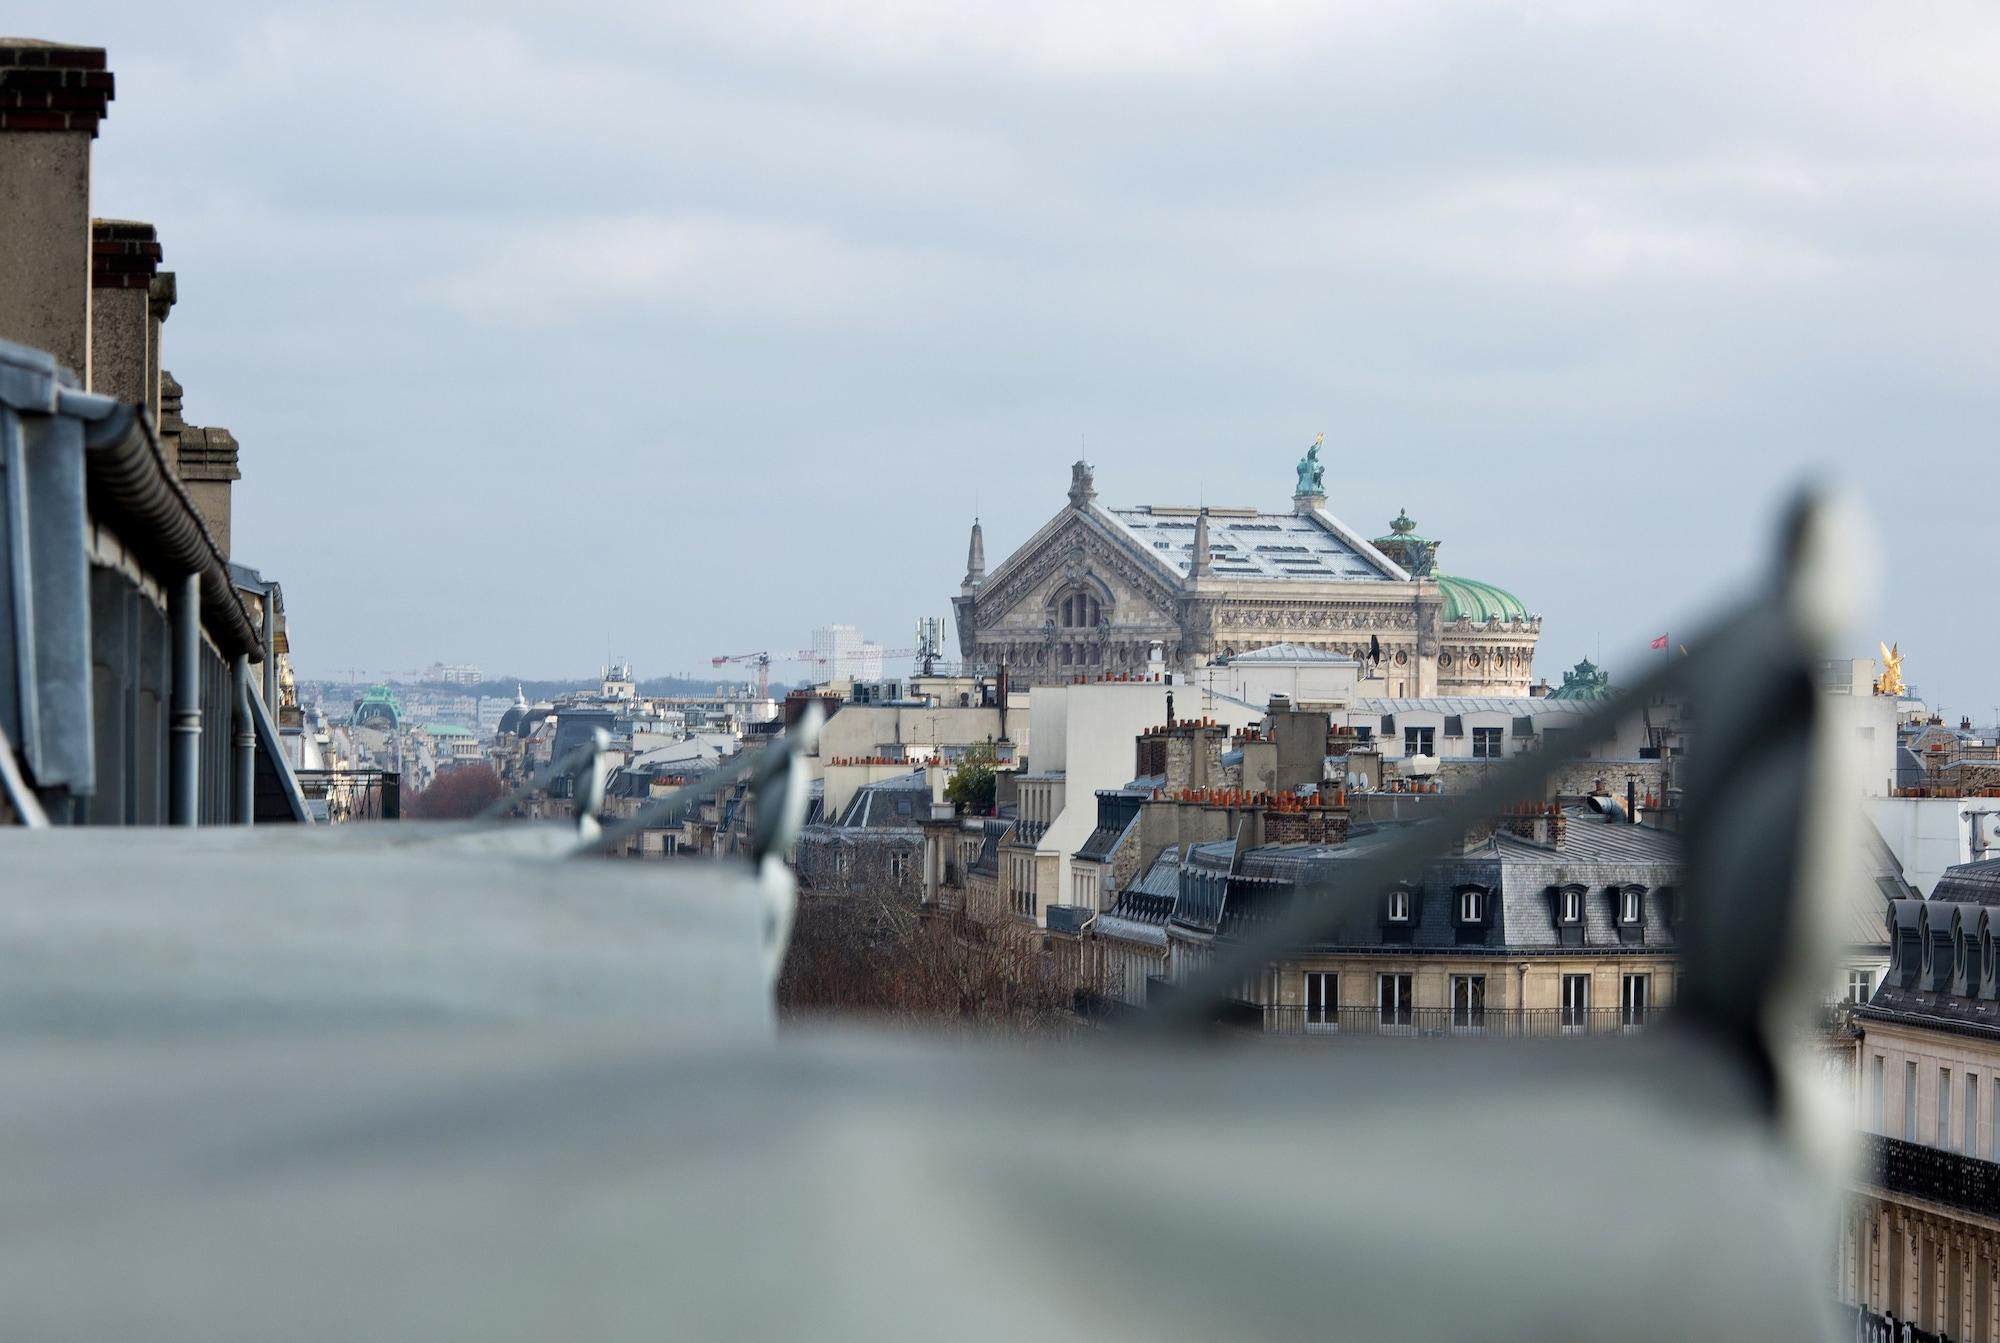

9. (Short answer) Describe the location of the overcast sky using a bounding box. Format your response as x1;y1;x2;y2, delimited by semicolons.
35;1;2000;710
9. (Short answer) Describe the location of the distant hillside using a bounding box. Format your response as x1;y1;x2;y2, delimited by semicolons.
300;675;798;702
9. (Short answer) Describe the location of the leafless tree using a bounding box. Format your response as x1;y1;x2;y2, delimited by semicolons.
780;847;1103;1035
405;763;504;819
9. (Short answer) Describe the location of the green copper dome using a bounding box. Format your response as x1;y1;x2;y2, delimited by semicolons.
1437;574;1529;624
1372;507;1439;577
1374;508;1429;546
1545;657;1615;701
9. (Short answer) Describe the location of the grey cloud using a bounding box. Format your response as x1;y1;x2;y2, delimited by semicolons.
25;0;1998;706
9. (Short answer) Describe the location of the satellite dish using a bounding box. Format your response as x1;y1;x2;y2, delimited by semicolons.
1406;752;1439;778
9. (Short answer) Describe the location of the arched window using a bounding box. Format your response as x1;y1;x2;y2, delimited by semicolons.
1059;590;1103;628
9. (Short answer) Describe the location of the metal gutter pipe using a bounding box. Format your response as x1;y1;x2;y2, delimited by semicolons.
170;572;200;825
233;652;255;825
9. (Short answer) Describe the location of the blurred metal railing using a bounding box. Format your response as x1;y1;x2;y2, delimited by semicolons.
1860;1133;2000;1221
294;768;400;822
1140;488;1858;1101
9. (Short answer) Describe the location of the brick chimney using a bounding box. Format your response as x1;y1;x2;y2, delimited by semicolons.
169;374;241;555
89;219;159;405
0;40;114;378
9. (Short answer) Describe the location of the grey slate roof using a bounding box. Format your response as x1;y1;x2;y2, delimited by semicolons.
1852;863;2000;1035
1111;809;1683;955
1101;506;1401;582
966;817;1013;877
1935;859;2000;907
833;772;930;829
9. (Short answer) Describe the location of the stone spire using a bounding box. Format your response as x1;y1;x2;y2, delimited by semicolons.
1191;508;1211;578
964;516;986;587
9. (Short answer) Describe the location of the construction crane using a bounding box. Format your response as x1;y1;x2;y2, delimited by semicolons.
793;617;956;677
709;652;772;701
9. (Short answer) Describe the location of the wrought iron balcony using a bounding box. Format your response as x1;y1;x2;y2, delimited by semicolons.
1860;1132;2000;1221
1258;1004;1664;1037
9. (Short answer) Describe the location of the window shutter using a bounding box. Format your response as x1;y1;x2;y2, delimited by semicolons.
1512;715;1535;736
1380;714;1396;735
1444;715;1464;737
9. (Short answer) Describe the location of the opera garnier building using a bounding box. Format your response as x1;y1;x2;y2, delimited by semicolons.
953;441;1541;693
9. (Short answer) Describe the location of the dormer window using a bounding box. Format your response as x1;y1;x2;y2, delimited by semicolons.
1620;888;1642;924
1460;888;1483;924
1562;888;1582;923
1388;888;1410;922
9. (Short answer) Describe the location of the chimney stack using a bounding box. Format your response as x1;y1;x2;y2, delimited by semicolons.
170;374;241;556
157;370;184;473
0;40;114;378
89;218;160;404
146;270;174;423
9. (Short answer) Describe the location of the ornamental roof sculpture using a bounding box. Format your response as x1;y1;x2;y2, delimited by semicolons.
1294;433;1327;497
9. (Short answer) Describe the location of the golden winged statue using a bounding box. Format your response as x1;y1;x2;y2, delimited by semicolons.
1873;642;1905;697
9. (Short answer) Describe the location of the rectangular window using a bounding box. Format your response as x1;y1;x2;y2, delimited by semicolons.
1969;1073;1980;1158
1906;1061;1918;1140
1304;972;1337;1030
1459;888;1483;924
1472;726;1504;758
1847;967;1874;1003
1620;973;1650;1027
1562;974;1590;1032
1941;1069;1953;1150
1450;975;1486;1029
1386;888;1410;922
1620;889;1643;924
1442;715;1464;737
1561;888;1582;923
1380;714;1396;736
1404;726;1435;756
1378;973;1413;1029
1870;1055;1886;1135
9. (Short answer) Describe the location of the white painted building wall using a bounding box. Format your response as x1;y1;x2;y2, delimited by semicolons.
1021;680;1260;920
1865;797;2000;896
1338;698;1652;761
1816;661;1904;797
1187;652;1366;715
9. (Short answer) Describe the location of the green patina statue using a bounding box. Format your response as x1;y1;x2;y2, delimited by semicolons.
1295;432;1327;496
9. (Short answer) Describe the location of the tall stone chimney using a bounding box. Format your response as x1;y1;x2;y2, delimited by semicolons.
1191;508;1212;577
89;219;160;404
0;40;114;378
169;374;241;556
157;369;183;474
146;270;174;424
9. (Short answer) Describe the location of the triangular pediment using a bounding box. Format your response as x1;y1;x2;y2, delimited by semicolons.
973;505;1183;625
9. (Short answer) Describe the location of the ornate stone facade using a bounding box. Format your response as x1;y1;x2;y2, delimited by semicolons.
954;456;1540;693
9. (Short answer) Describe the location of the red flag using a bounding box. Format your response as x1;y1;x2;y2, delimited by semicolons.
1649;634;1668;650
